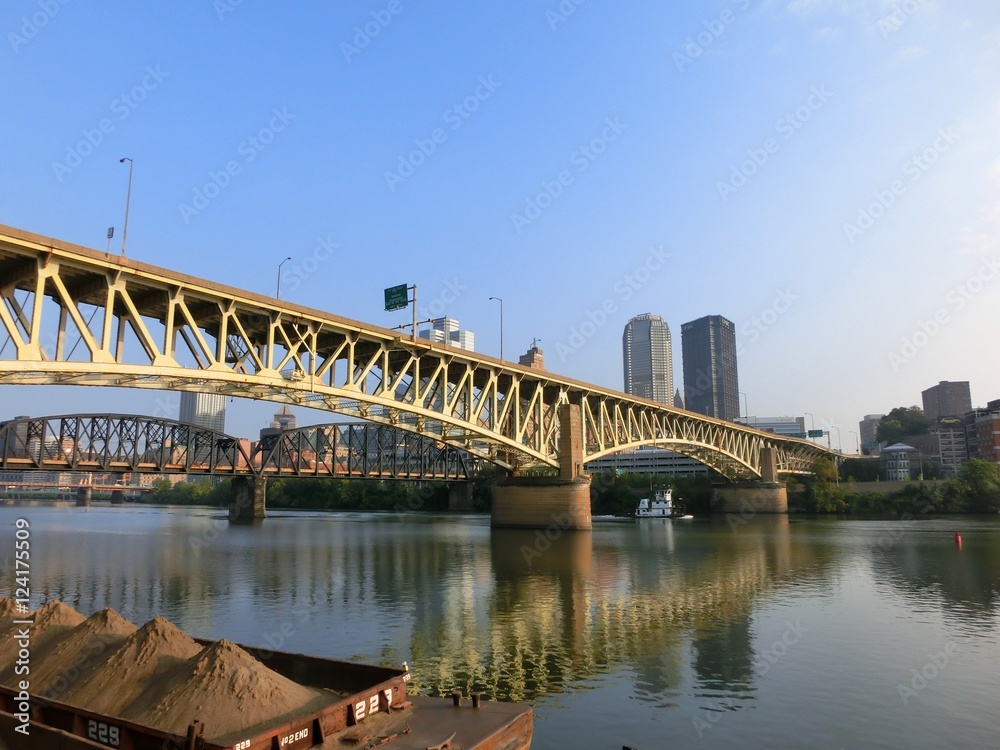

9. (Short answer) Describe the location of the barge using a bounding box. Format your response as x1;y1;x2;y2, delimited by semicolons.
0;600;531;750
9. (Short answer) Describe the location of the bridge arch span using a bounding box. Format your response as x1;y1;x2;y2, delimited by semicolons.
0;225;834;480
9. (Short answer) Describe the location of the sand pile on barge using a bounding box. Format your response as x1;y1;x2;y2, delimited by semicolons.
0;600;83;684
119;638;328;736
29;609;137;695
61;615;202;715
0;597;25;621
0;603;341;741
0;597;31;639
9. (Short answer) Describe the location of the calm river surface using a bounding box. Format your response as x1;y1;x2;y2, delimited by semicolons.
2;505;999;749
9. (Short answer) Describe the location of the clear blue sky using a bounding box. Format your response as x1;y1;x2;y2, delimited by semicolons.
2;0;999;447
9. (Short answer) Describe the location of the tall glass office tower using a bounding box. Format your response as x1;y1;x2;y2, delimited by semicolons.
622;313;673;404
681;315;740;420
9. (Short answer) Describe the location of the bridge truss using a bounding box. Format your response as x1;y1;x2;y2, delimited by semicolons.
0;225;831;479
0;415;473;481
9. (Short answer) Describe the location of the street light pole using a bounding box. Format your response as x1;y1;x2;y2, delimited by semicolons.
739;391;748;425
805;412;815;441
118;158;133;255
489;296;504;360
276;256;292;299
849;430;859;454
831;425;842;452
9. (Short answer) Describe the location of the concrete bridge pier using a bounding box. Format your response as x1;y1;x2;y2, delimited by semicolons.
448;482;474;511
230;476;267;522
110;490;125;505
491;403;592;530
75;487;91;507
711;447;788;515
712;484;788;514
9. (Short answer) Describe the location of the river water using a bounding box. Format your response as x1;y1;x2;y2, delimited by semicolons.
2;505;998;749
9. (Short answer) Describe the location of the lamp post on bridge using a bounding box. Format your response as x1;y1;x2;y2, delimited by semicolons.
276;256;292;299
489;296;504;360
118;157;133;256
805;412;816;442
849;430;859;454
739;391;749;426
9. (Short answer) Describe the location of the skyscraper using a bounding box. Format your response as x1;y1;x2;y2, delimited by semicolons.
622;314;673;404
681;315;740;421
859;414;885;453
921;381;972;422
179;392;226;433
418;317;475;351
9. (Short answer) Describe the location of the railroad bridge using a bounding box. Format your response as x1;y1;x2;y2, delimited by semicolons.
0;225;833;527
0;414;475;516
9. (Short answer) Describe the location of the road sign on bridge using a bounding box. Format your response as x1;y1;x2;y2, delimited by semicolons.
384;283;408;311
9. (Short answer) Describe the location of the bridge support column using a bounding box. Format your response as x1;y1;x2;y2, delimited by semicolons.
75;487;91;507
110;490;125;505
230;476;266;522
448;482;474;512
712;483;788;515
491;403;592;530
760;447;778;483
491;476;592;529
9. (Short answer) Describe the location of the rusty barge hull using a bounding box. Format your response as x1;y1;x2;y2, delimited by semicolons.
0;642;531;750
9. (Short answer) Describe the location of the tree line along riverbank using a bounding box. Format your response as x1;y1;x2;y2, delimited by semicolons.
128;457;1000;517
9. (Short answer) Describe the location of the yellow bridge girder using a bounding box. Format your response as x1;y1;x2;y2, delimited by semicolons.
0;224;833;478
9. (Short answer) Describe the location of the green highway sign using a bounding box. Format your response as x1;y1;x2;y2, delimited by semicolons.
807;429;825;438
384;284;408;312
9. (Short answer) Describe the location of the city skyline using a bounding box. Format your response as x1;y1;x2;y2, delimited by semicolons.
2;3;999;441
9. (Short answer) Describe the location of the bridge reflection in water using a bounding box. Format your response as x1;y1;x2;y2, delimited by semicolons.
20;510;827;701
17;510;1000;713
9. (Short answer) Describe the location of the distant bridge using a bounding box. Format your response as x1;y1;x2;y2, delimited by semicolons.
0;414;474;482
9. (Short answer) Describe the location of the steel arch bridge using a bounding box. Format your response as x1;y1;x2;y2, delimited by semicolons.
0;225;832;480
